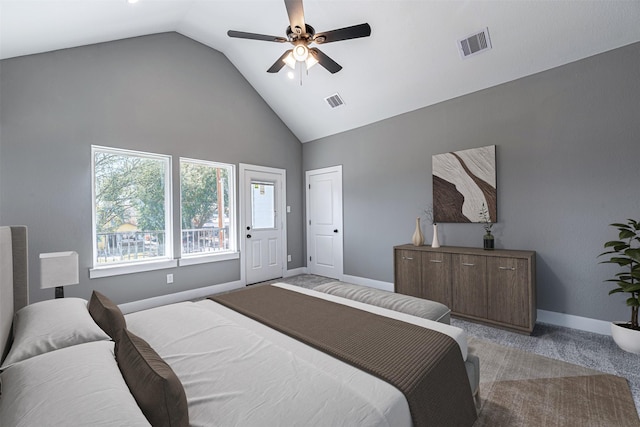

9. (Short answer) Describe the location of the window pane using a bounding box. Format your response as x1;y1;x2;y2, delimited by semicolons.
180;159;236;257
251;182;275;229
93;147;172;266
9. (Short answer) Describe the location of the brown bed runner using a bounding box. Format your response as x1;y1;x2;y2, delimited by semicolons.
211;285;477;427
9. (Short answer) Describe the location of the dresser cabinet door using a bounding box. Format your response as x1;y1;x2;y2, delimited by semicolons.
420;252;451;307
487;257;530;328
394;249;421;297
452;254;487;318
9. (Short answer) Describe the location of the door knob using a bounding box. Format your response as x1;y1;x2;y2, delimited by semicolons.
334;229;338;233
247;234;252;238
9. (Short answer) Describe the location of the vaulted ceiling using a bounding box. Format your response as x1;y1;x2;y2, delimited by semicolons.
2;1;639;142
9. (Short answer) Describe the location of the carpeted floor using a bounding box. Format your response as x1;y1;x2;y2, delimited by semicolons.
272;274;640;424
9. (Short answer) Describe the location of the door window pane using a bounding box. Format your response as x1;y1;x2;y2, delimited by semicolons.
251;182;275;229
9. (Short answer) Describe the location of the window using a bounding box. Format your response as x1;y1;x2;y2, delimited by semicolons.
179;158;236;265
91;146;174;277
251;182;275;229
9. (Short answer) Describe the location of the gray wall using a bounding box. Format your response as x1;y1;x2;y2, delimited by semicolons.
303;42;640;323
0;33;303;304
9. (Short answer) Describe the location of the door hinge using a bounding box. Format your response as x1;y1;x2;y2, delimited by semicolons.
309;220;311;225
308;184;311;189
309;256;312;262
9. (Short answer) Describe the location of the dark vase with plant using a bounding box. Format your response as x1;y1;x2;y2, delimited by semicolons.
598;219;640;353
479;203;494;250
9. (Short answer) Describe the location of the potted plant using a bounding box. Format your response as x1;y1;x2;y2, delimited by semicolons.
479;203;494;250
598;218;640;353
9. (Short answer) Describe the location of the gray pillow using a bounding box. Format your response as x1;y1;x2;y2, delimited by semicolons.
116;329;189;427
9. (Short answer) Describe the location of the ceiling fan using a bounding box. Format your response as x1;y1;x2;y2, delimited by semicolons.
227;0;371;74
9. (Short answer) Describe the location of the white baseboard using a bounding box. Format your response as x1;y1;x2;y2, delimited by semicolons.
118;280;244;314
284;267;307;277
536;309;611;336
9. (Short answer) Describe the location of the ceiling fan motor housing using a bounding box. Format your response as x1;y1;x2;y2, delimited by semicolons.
286;24;315;42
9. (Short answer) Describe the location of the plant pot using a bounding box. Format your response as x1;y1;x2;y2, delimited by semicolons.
611;322;640;354
483;233;494;250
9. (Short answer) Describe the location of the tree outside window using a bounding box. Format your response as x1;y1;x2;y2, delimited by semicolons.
92;147;172;266
180;159;235;257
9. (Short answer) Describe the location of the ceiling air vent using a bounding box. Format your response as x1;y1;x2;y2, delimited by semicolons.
458;27;492;59
325;93;345;109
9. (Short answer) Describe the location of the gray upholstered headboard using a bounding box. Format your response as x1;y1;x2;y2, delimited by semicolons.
0;226;28;362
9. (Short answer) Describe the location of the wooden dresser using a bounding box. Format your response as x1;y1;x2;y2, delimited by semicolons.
394;244;536;334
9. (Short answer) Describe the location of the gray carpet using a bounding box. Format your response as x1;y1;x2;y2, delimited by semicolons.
274;274;640;417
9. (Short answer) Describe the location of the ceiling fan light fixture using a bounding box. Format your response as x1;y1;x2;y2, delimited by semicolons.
292;44;309;62
283;52;297;69
305;54;318;69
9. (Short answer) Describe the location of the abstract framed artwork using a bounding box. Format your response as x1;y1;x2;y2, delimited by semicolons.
432;145;496;223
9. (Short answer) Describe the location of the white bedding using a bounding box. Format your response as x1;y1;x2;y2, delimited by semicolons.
125;283;469;427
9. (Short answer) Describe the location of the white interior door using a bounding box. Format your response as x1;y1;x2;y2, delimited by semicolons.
306;166;343;279
241;165;286;285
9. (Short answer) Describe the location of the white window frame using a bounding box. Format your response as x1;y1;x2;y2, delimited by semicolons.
178;158;238;266
90;146;176;278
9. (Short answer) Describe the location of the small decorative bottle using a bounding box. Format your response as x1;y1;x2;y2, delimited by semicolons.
412;217;424;246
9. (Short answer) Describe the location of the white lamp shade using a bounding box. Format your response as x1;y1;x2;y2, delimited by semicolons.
283;52;296;70
40;251;79;289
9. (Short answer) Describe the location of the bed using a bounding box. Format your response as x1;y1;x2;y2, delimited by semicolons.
0;226;478;426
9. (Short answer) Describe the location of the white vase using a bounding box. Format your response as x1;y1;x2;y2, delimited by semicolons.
431;224;440;248
412;217;424;246
611;322;640;354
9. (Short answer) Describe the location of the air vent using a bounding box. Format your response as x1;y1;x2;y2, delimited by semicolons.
325;93;345;109
458;27;492;59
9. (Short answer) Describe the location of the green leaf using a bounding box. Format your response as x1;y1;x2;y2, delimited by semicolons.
619;229;636;240
603;240;626;248
627;297;640;307
600;241;630;253
623;284;640;293
609;288;624;295
611;223;632;229
606;257;632;266
625;248;640;262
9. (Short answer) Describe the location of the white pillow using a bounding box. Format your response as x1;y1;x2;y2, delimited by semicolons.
0;341;151;427
1;297;110;368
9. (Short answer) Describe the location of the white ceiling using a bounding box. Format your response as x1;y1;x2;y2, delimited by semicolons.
2;1;640;142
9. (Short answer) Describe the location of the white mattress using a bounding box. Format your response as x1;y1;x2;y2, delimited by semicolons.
125;283;469;427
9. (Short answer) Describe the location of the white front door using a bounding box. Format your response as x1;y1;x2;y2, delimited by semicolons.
240;165;286;285
306;166;343;280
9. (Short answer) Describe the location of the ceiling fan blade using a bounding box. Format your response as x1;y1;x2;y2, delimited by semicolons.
309;48;342;74
284;0;306;35
227;30;287;43
267;49;293;73
314;23;371;44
